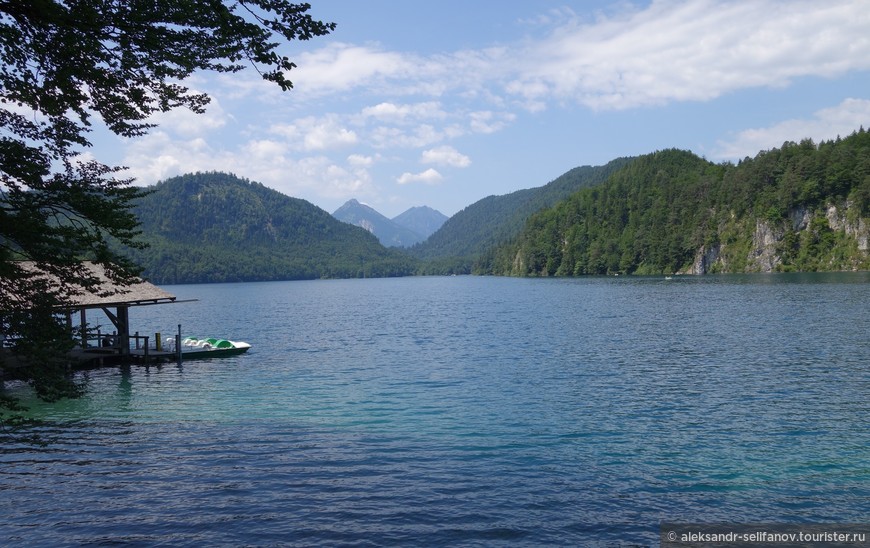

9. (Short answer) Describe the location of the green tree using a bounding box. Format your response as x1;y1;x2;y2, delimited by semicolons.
0;1;334;414
482;132;870;278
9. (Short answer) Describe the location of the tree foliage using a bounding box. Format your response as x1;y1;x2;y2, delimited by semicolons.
0;1;334;409
410;158;632;273
481;129;870;276
125;172;417;283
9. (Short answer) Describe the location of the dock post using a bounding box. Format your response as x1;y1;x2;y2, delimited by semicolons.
176;324;182;365
80;309;87;348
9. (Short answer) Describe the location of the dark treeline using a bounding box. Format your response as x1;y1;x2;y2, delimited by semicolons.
477;129;870;276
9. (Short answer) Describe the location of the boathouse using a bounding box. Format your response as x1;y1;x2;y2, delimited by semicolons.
2;262;179;364
64;262;178;358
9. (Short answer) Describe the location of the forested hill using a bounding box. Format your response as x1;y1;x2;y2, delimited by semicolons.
408;158;632;271
478;129;870;276
126;172;416;283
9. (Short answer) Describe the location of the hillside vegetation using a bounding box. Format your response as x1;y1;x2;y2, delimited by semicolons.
479;129;870;276
410;158;632;272
127;172;416;283
123;129;870;283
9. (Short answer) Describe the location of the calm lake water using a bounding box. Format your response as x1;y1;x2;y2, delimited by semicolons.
2;274;870;546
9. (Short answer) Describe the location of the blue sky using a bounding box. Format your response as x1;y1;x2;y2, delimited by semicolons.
94;0;870;218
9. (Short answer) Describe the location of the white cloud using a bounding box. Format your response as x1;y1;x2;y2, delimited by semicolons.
714;98;870;160
506;0;870;110
147;94;230;137
234;153;375;201
285;41;508;101
349;104;512;152
244;139;287;159
517;6;579;28
123;131;200;183
292;43;418;96
369;124;447;149
347;153;376;167
269;115;358;151
304;124;357;151
120;127;376;203
396;168;443;185
361;101;446;122
277;2;870;114
421;145;471;168
469;110;516;134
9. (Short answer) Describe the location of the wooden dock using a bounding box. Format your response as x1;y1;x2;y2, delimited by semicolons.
70;346;180;367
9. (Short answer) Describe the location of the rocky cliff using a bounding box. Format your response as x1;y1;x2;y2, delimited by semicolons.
685;201;870;274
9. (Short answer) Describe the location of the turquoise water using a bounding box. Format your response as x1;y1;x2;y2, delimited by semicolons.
2;274;870;546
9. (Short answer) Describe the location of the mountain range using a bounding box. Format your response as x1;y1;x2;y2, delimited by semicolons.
331;199;446;247
121;127;870;283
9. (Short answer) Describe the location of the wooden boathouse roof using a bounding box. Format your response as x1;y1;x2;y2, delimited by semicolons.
61;262;176;309
5;261;176;310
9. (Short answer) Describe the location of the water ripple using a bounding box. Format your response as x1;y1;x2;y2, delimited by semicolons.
2;274;870;546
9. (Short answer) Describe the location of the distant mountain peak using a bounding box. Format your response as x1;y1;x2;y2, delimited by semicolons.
333;199;426;247
392;206;448;240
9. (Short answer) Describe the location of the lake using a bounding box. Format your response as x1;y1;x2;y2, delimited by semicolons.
2;274;869;546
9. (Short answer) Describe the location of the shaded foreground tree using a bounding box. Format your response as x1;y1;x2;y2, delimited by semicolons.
0;1;335;415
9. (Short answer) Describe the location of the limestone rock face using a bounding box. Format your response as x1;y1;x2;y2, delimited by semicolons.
748;219;783;273
687;244;723;275
856;218;869;252
826;204;869;252
686;201;870;274
790;206;811;231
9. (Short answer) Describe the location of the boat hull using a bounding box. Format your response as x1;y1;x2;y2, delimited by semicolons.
177;338;251;360
180;346;250;359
